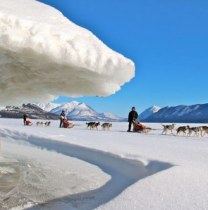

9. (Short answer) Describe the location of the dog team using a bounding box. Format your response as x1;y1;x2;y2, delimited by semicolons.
162;124;208;136
86;122;112;130
36;121;51;127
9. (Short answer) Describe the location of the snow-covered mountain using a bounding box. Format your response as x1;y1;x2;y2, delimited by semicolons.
101;112;124;121
50;101;98;121
39;101;125;122
36;103;60;112
0;104;58;119
143;103;208;123
139;106;161;121
0;101;125;121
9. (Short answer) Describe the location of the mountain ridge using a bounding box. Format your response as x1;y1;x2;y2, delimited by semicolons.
141;103;208;123
44;101;126;122
139;105;161;121
0;101;125;121
0;104;58;119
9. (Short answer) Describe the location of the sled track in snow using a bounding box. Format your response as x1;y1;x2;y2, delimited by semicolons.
1;129;173;210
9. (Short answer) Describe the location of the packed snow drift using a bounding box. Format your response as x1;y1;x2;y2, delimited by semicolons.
0;0;135;105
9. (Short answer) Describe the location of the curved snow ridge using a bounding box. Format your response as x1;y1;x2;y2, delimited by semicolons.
1;129;172;210
0;0;135;105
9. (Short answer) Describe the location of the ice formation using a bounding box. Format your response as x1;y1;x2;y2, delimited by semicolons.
0;0;135;105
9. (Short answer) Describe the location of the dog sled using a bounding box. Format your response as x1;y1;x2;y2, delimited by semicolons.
132;120;151;133
25;118;32;126
63;119;74;128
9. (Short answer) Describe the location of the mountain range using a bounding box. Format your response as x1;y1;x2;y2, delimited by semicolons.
0;104;58;119
0;101;125;122
37;101;125;122
1;102;208;123
139;106;161;121
140;103;208;123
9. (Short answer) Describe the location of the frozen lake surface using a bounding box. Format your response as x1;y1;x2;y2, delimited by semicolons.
0;119;208;210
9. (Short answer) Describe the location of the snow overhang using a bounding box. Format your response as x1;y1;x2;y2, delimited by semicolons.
0;0;135;105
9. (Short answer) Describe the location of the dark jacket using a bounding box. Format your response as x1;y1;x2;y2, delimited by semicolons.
60;111;66;118
23;113;28;120
128;110;138;122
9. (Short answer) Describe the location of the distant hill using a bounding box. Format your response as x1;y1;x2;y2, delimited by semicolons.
142;103;208;123
0;104;58;119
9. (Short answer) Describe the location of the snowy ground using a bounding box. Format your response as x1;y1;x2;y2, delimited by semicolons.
0;119;208;210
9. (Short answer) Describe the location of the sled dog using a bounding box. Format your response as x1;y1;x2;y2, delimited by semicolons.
200;126;208;137
45;121;51;126
86;122;96;129
188;126;202;136
176;125;189;135
92;122;100;129
36;121;44;126
161;124;175;135
36;121;51;127
101;123;112;130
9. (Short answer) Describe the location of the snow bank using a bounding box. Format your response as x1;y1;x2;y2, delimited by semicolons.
0;0;135;105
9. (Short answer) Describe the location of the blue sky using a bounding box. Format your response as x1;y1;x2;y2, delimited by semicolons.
39;0;208;117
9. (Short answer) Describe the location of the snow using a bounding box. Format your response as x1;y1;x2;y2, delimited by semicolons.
38;101;125;121
0;0;135;106
146;103;208;123
0;2;207;209
36;102;60;112
101;112;124;121
49;101;97;119
50;101;88;115
1;118;208;210
139;105;161;120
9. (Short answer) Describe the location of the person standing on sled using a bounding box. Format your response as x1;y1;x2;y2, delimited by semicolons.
59;110;66;128
127;107;138;132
